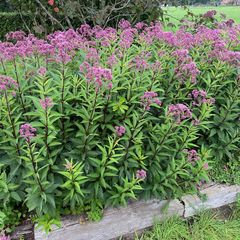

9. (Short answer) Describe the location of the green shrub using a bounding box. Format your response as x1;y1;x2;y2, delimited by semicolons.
0;12;32;39
6;0;163;34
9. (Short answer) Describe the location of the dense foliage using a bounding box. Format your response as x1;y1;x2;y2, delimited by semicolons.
0;12;239;235
3;0;163;35
0;12;33;40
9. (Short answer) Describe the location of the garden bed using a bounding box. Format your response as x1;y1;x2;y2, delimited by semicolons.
34;183;240;240
0;13;239;240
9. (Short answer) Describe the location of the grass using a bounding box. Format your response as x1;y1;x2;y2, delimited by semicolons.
163;6;240;26
136;209;240;240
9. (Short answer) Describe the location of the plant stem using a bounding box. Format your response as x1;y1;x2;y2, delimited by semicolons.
27;140;44;192
4;91;21;157
60;63;66;143
13;59;28;116
151;121;175;161
0;59;7;74
82;90;99;159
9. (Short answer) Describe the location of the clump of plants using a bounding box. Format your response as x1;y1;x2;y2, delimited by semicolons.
0;15;239;235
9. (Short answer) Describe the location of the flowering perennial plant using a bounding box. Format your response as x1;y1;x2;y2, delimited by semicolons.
0;16;239;227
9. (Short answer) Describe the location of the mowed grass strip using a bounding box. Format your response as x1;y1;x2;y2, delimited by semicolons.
163;6;240;26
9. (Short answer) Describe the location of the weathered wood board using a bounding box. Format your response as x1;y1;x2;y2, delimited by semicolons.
35;199;184;240
35;183;240;240
182;183;240;217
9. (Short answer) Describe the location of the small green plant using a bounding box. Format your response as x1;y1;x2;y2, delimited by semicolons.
85;199;103;222
34;214;61;235
137;216;190;240
0;207;21;233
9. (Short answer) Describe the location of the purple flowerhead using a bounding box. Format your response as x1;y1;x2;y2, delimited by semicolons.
135;22;147;30
64;160;74;172
203;162;209;170
6;30;26;41
0;75;17;93
38;67;47;76
115;126;126;137
192;119;200;126
203;10;217;19
136;169;147;180
184;149;200;164
108;82;113;90
189;89;207;106
40;97;53;110
80;64;112;92
77;23;92;37
19;123;36;141
118;19;131;30
168;104;192;123
107;54;118;68
0;235;11;240
132;56;149;71
189;89;215;106
141;92;162;111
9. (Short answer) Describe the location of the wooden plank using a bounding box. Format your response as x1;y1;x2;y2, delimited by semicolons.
35;183;240;240
183;184;240;217
35;199;184;240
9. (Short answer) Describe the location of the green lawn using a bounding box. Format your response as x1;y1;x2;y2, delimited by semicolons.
163;6;240;26
137;209;240;240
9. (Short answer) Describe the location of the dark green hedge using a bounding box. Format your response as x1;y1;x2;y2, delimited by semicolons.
0;12;33;39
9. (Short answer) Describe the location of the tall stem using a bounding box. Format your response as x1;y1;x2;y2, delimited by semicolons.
44;109;51;160
27;140;44;192
13;59;28;116
60;63;66;143
4;91;21;157
151;121;175;161
0;59;7;74
82;90;99;159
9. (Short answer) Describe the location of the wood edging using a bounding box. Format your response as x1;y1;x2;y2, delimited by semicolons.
29;183;240;239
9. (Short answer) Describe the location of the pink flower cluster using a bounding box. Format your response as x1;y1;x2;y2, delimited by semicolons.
115;126;126;137
132;56;149;71
118;19;131;30
6;30;26;41
0;235;11;240
94;27;117;47
0;75;17;93
203;10;217;19
107;54;118;68
136;169;147;180
131;51;152;71
38;67;47;76
189;89;215;106
40;97;53;110
168;104;192;123
140;92;162;111
79;63;112;92
119;28;137;49
135;22;147;31
19;123;36;140
173;49;200;84
184;149;200;164
210;42;240;67
0;18;238;72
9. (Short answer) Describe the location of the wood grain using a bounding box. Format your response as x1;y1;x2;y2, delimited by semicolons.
35;199;184;240
183;184;240;217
